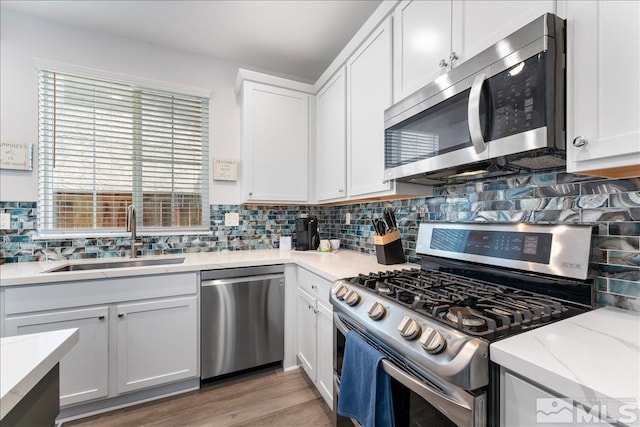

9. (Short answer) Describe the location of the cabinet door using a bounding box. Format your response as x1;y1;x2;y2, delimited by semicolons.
566;0;640;177
502;370;616;426
452;0;556;65
116;296;197;394
316;68;347;202
316;300;334;409
5;307;109;406
242;82;309;202
393;0;452;102
347;18;393;197
296;288;317;381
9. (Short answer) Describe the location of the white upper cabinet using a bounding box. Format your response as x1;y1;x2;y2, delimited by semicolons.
393;0;557;103
316;68;347;202
347;18;393;197
566;0;640;178
451;1;557;65
240;81;310;203
393;0;452;101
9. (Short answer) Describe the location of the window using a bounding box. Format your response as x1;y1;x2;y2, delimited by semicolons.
38;70;209;235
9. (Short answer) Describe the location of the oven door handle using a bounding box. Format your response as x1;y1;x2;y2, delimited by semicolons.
334;314;482;427
468;73;488;155
380;360;476;427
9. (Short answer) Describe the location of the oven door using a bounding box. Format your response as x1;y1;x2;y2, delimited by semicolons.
334;312;486;427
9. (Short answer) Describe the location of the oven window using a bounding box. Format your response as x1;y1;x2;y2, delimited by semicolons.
391;378;458;427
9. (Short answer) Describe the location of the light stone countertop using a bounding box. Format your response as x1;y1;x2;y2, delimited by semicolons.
1;328;79;419
0;249;415;418
0;249;418;287
5;250;638;424
490;306;640;424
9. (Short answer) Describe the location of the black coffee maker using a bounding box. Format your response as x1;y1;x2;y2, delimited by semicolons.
295;216;319;251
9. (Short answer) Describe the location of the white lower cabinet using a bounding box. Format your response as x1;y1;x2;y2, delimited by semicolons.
296;288;317;380
1;272;198;411
296;268;334;409
501;369;615;426
315;300;334;406
116;297;197;394
5;306;110;407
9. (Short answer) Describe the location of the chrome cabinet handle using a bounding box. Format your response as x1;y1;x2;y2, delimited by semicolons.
98;315;105;320
248;192;253;196
338;189;344;193
118;313;125;318
468;73;489;154
449;51;459;62
438;59;448;68
573;136;588;147
311;285;317;290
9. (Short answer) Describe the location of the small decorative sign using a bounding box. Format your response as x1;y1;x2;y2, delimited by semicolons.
0;141;33;171
213;158;238;181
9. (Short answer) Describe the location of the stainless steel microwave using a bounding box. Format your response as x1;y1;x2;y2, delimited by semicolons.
384;13;566;185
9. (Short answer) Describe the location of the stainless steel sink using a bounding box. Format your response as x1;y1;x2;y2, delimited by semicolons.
45;257;186;273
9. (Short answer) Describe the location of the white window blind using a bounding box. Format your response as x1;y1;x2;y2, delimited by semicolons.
38;70;210;235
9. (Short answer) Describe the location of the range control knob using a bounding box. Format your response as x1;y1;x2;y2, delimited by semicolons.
367;302;386;320
419;327;447;354
398;316;422;340
345;290;361;306
333;285;348;300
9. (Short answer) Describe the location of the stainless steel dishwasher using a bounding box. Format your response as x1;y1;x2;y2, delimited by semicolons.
200;265;285;380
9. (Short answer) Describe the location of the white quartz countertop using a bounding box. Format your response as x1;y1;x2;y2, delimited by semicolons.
491;307;640;422
1;328;79;419
0;249;417;287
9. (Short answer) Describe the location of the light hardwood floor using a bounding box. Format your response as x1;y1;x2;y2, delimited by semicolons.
65;368;333;427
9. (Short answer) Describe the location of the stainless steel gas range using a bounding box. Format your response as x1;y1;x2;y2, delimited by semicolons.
331;222;595;427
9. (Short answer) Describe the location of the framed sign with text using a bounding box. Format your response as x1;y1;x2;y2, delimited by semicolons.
0;141;33;171
213;158;238;181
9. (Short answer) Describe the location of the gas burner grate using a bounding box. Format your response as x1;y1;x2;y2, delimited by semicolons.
349;268;572;339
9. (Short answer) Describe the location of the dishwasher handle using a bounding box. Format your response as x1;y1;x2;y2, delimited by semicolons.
201;273;284;287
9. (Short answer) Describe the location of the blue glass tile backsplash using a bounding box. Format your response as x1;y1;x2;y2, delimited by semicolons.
1;172;639;311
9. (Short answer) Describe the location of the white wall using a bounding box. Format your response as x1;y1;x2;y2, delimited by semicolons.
0;9;243;204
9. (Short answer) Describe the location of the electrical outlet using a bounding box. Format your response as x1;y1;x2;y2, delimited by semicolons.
345;212;351;225
224;212;239;227
0;213;11;230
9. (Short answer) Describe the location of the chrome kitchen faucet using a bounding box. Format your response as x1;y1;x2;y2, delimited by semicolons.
126;204;139;258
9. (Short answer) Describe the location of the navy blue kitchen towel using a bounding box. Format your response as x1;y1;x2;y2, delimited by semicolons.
337;330;394;427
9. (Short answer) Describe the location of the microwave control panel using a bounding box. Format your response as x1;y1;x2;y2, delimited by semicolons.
490;53;547;140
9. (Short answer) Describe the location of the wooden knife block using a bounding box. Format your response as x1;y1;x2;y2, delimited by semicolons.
373;230;406;265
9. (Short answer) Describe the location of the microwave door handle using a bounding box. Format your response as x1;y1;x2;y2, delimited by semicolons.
468;73;488;154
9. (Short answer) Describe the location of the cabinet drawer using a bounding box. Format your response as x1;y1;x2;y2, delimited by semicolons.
4;272;198;314
297;268;332;305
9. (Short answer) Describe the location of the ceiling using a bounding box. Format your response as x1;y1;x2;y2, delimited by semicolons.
0;0;383;83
